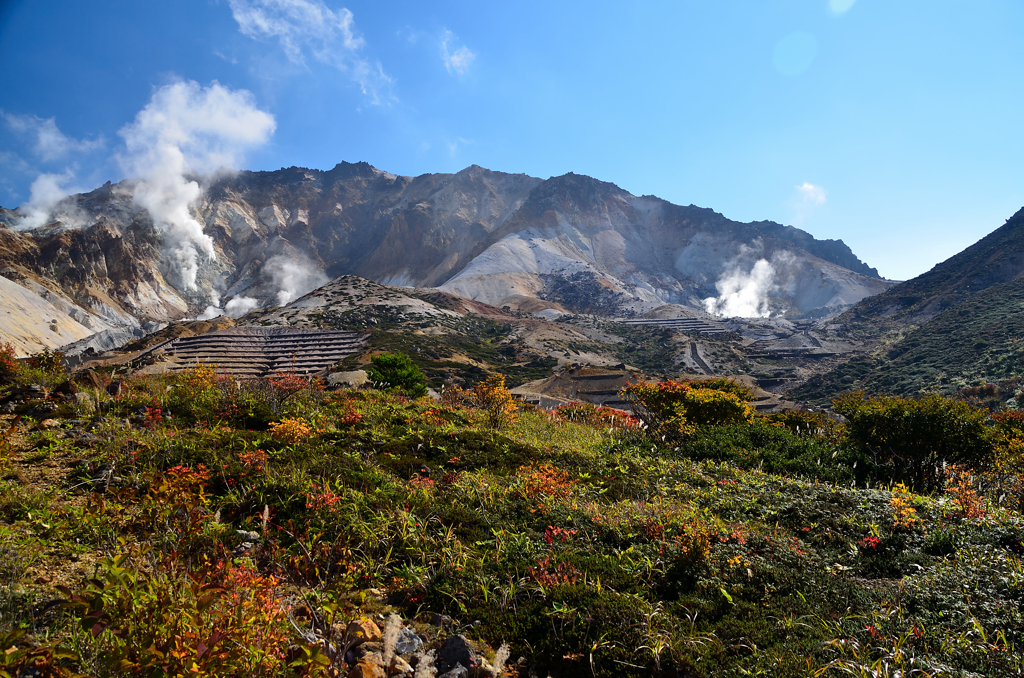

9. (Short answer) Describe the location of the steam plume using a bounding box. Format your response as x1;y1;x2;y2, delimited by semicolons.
225;295;259;317
703;247;801;318
5;113;100;230
15;171;81;230
265;253;328;305
704;259;776;318
117;80;275;291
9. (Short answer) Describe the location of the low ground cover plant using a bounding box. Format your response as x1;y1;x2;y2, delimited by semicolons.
2;361;1024;676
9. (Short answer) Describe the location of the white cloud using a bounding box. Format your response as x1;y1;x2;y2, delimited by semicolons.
3;113;104;162
446;137;472;157
796;182;826;206
794;182;826;225
117;80;276;291
229;0;393;104
441;29;476;76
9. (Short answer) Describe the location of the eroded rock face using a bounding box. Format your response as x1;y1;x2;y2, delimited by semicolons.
0;162;891;354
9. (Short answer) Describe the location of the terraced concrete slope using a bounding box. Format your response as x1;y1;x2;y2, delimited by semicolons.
1;162;890;354
143;327;368;377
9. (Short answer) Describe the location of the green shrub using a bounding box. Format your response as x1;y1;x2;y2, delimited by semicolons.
367;352;428;398
622;378;755;438
833;392;992;491
25;348;66;376
165;363;223;424
675;420;861;483
924;527;957;557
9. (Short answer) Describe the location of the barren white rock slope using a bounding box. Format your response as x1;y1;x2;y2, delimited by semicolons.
0;275;118;355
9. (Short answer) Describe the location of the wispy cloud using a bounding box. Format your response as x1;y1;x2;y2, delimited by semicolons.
441;29;476;77
447;137;472;157
229;0;393;104
0;150;34;178
3;113;104;162
794;182;826;225
213;49;239;65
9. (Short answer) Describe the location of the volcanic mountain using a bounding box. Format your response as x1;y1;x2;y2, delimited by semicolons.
0;162;890;354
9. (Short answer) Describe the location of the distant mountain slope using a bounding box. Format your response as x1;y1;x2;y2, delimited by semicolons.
843;206;1024;329
792;277;1024;404
790;206;1024;404
0;162;889;354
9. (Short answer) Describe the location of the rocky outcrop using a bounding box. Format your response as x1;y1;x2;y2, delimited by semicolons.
0;162;891;354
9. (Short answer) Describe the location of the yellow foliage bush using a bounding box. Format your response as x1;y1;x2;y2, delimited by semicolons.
268;418;314;444
890;482;923;532
472;373;519;429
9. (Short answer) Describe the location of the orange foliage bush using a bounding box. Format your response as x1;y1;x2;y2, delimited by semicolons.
553;402;641;430
61;555;311;677
890;482;923;532
945;465;987;520
517;462;577;513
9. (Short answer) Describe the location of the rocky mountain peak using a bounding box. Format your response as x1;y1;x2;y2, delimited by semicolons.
0;160;893;355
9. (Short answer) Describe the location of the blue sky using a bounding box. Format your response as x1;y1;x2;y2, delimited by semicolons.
1;0;1022;281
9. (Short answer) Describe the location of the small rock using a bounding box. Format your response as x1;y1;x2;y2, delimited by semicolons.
394;628;423;655
236;529;261;541
354;642;383;659
327;370;369;389
26;402;56;419
53;381;78;397
83;370;105;390
0;402;16;414
106;379;125;397
389;656;414;675
346;620;383;647
232;542;255;557
431;614;453;629
438;666;468;678
438;635;475;673
348;660;386;678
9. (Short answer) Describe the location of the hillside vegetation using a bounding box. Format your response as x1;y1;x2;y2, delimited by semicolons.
4;346;1024;677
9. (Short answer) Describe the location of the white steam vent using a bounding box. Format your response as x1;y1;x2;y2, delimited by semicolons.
703;247;800;318
704;258;777;318
117;79;276;291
